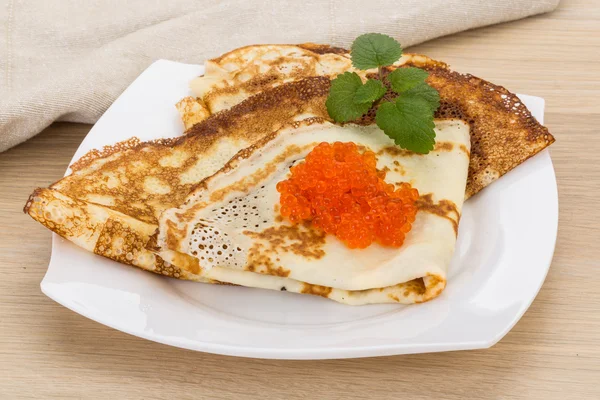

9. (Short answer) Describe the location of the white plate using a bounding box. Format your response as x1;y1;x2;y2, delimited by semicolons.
41;60;558;359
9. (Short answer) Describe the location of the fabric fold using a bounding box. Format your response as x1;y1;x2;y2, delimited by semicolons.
1;0;559;152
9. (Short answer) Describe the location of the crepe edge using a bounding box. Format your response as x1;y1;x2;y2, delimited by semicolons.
24;187;214;282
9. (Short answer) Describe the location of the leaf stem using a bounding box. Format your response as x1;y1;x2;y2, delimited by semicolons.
372;66;394;105
383;93;395;103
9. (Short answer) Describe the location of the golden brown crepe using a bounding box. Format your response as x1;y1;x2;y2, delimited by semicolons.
182;46;554;198
24;44;554;302
25;78;332;279
156;118;470;304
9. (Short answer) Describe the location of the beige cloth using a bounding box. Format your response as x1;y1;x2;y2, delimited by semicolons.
0;0;559;152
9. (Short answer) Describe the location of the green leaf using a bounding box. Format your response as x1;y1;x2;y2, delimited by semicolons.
351;33;403;70
375;97;436;154
388;67;429;93
326;72;371;122
353;79;386;104
402;82;440;112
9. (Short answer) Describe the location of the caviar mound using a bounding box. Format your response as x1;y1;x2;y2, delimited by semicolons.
276;142;419;249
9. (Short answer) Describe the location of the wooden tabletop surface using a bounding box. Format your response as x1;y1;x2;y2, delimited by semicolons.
1;0;599;398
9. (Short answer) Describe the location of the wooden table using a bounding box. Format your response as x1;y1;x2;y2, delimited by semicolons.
1;0;598;398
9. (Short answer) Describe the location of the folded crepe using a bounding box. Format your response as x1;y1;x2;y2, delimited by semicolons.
26;77;331;281
155;118;470;304
25;45;555;304
178;43;351;126
179;45;554;198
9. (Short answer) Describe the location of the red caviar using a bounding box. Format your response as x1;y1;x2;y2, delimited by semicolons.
276;142;419;249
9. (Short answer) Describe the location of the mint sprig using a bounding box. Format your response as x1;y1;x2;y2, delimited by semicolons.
326;33;440;154
376;97;436;154
402;82;440;112
353;79;386;104
387;67;428;92
351;33;403;70
325;72;371;123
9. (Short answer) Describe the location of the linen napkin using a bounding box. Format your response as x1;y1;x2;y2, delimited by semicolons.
0;0;559;152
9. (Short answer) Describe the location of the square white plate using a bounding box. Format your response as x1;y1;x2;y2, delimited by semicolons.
41;60;558;359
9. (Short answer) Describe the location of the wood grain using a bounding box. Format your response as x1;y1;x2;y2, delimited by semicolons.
1;0;599;398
